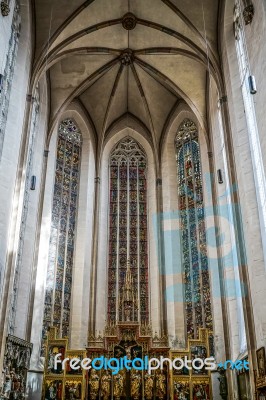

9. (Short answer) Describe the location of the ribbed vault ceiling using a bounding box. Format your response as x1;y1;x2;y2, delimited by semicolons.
33;0;220;151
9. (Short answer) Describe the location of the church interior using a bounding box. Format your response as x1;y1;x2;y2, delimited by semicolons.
1;0;266;398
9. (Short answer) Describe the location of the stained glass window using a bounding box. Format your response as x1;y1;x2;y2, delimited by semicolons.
175;119;213;340
0;1;21;161
42;119;82;350
108;137;149;324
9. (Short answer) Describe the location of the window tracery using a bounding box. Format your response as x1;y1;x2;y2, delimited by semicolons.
0;1;20;161
175;119;213;340
108;137;149;324
42;119;82;351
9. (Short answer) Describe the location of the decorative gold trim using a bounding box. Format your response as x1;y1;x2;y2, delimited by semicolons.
170;329;212;399
42;328;87;399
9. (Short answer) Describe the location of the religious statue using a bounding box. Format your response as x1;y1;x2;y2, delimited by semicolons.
125;344;133;360
124;302;132;322
1;336;32;400
48;347;63;374
144;372;154;400
69;383;76;400
57;382;63;399
193;384;209;400
101;371;111;400
156;371;166;399
131;370;141;400
258;351;266;377
89;369;100;400
185;152;193;177
66;383;80;400
174;382;190;400
12;373;23;398
120;260;138;322
113;372;124;399
74;383;81;399
48;382;57;399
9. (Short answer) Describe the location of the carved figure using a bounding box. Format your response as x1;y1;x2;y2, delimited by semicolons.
193;384;209;399
101;371;111;400
113;372;124;399
174;382;190;400
124;303;132;322
48;382;57;399
1;338;32;400
156;371;166;399
131;370;141;399
144;372;154;400
89;369;100;400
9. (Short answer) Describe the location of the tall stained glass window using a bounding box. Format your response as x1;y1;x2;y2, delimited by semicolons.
108;137;149;324
42;119;82;348
176;119;213;340
0;1;21;161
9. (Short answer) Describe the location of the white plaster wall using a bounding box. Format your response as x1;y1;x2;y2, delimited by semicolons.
245;0;266;172
222;0;266;354
0;0;15;64
14;80;48;340
0;0;32;302
95;126;160;334
208;78;245;363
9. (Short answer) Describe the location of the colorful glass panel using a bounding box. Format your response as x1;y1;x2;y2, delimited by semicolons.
108;137;149;323
176;119;213;340
42;119;82;350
